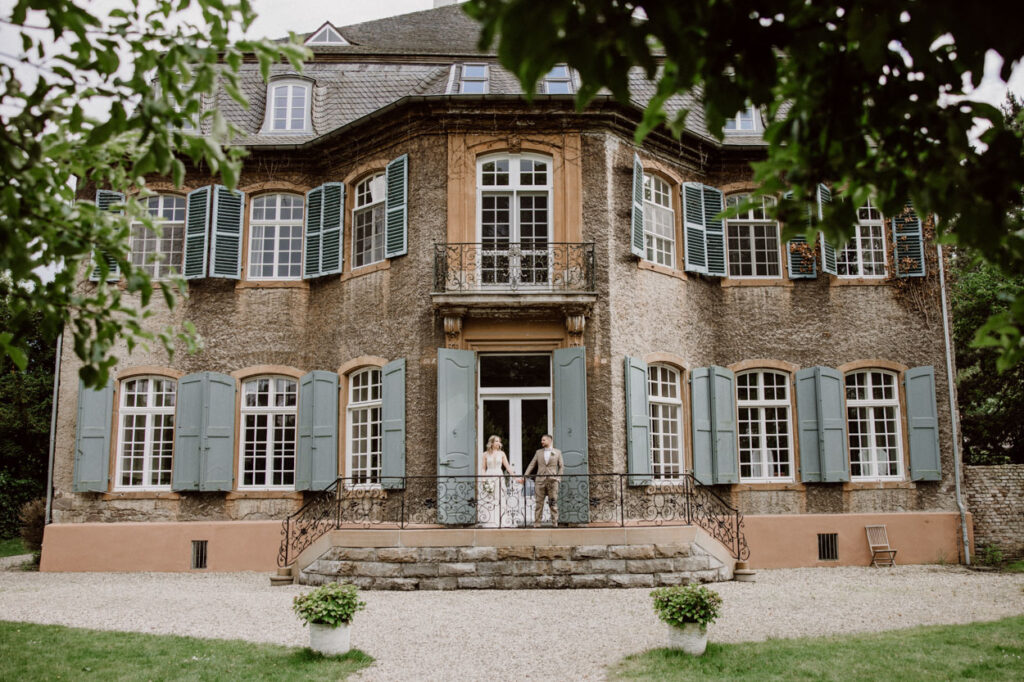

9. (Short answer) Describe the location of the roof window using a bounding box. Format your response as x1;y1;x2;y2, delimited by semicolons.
305;23;348;46
459;64;489;94
543;65;573;94
724;104;762;133
260;77;312;134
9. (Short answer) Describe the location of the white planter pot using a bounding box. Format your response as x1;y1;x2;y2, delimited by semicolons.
309;622;351;656
667;622;707;655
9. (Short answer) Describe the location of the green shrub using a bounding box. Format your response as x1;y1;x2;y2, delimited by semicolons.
978;544;1005;567
293;583;366;628
651;584;723;628
18;498;45;553
0;473;41;539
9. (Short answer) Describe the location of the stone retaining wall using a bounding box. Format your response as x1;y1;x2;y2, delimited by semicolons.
964;464;1024;559
299;542;730;590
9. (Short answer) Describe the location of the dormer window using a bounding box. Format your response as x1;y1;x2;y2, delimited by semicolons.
305;22;348;46
724;105;761;133
543;65;573;94
459;64;488;94
262;77;312;134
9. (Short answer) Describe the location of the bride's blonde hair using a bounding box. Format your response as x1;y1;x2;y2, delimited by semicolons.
486;435;502;451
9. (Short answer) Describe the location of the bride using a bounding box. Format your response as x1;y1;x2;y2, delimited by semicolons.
478;435;517;528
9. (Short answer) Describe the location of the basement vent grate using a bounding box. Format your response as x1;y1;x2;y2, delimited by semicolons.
817;533;838;561
191;540;208;569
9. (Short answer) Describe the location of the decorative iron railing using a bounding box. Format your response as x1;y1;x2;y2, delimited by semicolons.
277;473;749;567
433;242;596;293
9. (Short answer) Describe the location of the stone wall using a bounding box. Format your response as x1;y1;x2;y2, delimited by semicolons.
964;465;1024;559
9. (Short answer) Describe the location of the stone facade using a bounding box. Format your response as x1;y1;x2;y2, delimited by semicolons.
964;465;1024;559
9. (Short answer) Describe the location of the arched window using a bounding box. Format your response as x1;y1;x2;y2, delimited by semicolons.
643;173;675;267
837;199;887;277
647;364;683;480
725;194;781;278
262;78;312;133
249;193;304;280
347;367;383;485
846;370;903;479
130;194;185;280
116;376;176;489
353;173;386;268
240;376;298;488
736;370;793;481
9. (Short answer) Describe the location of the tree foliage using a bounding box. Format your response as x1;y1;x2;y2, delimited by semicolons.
466;0;1024;366
1;0;306;388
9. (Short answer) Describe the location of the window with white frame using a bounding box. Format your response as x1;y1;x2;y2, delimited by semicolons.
726;194;781;278
736;370;793;481
648;364;683;480
724;105;760;132
116;377;176;489
130;194;185;279
477;153;552;286
240;377;297;488
460;64;488;93
353;173;386;268
263;79;311;133
347;368;382;486
837;200;887;277
846;370;903;480
643;173;675;267
249;194;303;280
543;64;573;94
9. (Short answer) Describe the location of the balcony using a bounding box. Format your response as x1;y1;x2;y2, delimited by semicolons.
431;242;597;318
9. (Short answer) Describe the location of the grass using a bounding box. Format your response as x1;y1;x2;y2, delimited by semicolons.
0;621;373;681
1003;559;1024;573
0;537;28;557
610;615;1024;680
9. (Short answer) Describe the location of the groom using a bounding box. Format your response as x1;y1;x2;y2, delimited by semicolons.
523;434;563;527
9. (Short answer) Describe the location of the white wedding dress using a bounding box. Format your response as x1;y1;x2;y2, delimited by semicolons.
478;451;524;527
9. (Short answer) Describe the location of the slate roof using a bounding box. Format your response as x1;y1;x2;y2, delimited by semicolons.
227;4;767;148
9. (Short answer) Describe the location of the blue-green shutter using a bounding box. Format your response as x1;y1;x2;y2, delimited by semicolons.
184;187;210;279
624;356;651;486
796;366;849;483
554;346;589;522
682;183;707;273
437;348;476;524
905;366;941;481
90;190;124;282
320;182;345;275
303;186;323;279
703;186;727;277
172;373;203;491
385;154;408;258
630;154;645;257
691;367;713;484
210;185;243;279
818;184;838;275
894;201;925;277
296;371;339;491
73;378;113;492
710;366;738;483
381;358;406;490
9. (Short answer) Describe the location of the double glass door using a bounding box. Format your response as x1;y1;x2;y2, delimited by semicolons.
481;396;550;475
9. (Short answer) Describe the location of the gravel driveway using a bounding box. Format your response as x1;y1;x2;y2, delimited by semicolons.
2;566;1022;680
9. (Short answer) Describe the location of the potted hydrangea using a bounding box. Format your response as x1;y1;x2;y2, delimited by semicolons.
293;582;366;656
650;584;723;655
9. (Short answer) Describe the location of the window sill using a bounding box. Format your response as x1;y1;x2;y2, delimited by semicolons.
235;279;309;289
102;491;181;500
731;482;803;491
720;277;792;288
843;480;915;490
830;277;888;287
637;260;686;280
225;490;305;500
342;259;390;282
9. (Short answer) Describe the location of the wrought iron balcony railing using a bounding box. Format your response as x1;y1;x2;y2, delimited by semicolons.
433;242;596;293
278;473;749;567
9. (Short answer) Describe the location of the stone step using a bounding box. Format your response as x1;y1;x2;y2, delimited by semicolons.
270;565;294;587
733;569;756;582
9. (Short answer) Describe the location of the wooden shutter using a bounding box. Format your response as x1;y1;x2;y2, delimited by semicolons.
173;372;236;491
818;184;838;275
630;154;645;257
690;368;713;484
624;356;652;486
894;201;926;277
72;378;113;492
784;191;817;279
184;187;211;280
90;190;125;282
303;186;323;279
210;185;244;278
381;358;406;490
437;348;476;524
554;346;589;523
682;183;707;273
795;368;823;482
710;366;738;483
172;373;203;491
320;182;345;275
297;371;339;491
795;366;849;483
385;154;408;258
905;366;941;481
703;186;727;277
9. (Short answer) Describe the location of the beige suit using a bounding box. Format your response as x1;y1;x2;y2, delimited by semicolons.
524;447;563;526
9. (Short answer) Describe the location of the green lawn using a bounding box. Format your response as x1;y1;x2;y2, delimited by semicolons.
610;615;1024;680
0;621;373;681
0;537;27;557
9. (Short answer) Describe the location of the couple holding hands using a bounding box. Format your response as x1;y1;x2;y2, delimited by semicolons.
480;433;563;527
